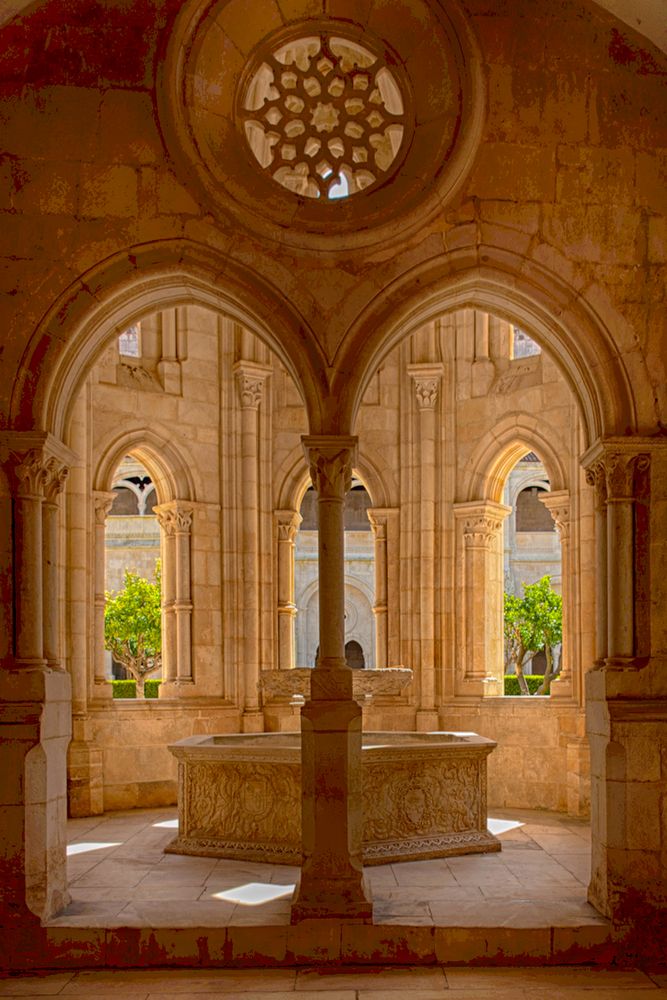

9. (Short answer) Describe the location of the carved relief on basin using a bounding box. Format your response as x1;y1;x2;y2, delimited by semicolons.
167;731;500;865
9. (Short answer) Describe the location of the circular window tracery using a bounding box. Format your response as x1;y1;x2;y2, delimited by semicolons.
240;34;407;201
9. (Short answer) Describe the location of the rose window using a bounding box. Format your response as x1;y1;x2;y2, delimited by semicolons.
240;35;406;200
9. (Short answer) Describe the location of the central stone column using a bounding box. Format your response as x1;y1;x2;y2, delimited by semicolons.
291;435;372;922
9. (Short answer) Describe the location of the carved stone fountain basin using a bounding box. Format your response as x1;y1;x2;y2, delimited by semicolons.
166;731;500;865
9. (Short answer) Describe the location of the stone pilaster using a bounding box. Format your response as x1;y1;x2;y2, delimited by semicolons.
540;490;573;698
407;363;444;729
274;509;301;671
291;435;372;922
0;432;73;923
155;501;194;690
583;442;650;667
234;361;271;731
453;499;511;698
582;438;667;927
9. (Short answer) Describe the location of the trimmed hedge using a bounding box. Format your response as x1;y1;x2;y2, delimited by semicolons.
504;674;545;696
111;679;162;699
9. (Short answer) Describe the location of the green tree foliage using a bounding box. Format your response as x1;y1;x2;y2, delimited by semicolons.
104;563;162;698
503;576;563;696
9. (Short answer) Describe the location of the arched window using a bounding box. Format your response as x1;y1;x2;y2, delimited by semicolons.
118;323;141;357
104;456;161;689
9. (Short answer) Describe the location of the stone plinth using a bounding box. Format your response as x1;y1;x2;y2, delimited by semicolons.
166;730;500;865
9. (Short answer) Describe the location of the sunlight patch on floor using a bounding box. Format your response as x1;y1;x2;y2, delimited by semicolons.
66;842;121;856
487;817;524;835
212;882;295;906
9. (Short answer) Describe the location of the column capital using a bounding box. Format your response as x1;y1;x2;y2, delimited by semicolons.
539;489;571;539
274;508;302;542
366;507;398;539
93;490;116;524
302;435;358;500
0;432;74;500
406;363;445;410
582;438;653;502
453;499;512;546
154;500;194;534
233;360;272;410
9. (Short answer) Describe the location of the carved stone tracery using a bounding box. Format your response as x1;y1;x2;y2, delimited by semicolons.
241;33;407;201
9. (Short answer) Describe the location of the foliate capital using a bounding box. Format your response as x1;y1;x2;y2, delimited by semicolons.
583;443;650;503
539;490;570;539
453;499;511;548
93;490;116;524
154;501;194;534
233;361;272;410
274;508;302;543
0;432;74;501
302;435;358;500
407;363;445;411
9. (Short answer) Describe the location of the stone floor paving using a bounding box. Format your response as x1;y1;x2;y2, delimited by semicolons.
0;966;666;997
50;806;604;930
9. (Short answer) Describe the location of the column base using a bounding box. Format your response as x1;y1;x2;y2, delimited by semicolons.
291;874;373;923
241;710;265;733
415;709;440;732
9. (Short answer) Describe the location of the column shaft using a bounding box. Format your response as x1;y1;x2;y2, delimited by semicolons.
93;492;115;689
275;510;301;670
453;500;511;696
292;435;372;922
234;361;271;728
407;364;444;721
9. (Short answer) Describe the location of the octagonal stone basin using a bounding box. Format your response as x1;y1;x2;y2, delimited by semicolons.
167;731;500;866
